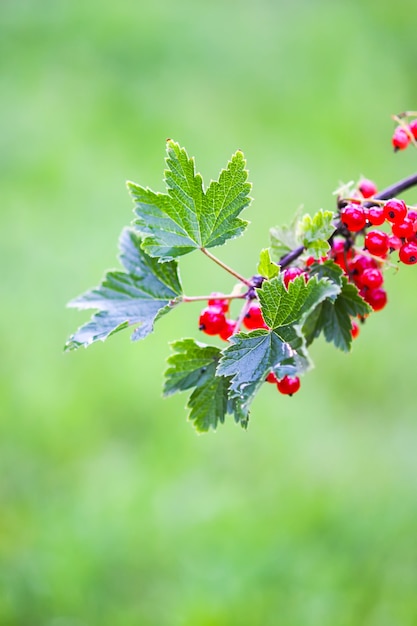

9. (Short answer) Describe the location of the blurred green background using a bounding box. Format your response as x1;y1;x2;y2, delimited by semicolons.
2;1;417;624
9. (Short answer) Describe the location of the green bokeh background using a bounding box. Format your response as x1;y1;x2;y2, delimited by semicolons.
2;1;417;624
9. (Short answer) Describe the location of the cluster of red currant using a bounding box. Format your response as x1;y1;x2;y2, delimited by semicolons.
197;171;417;399
391;113;417;151
198;293;301;395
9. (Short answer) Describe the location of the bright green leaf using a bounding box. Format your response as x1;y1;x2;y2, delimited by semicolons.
65;228;182;351
297;209;335;259
257;275;340;330
128;140;251;261
258;248;279;279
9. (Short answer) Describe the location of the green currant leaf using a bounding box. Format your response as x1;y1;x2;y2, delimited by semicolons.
257;248;279;279
163;339;220;396
217;329;293;394
270;220;301;262
217;330;291;420
128;140;251;261
297;209;335;259
257;275;340;330
302;276;371;351
164;339;247;432
65;228;182;351
307;259;344;286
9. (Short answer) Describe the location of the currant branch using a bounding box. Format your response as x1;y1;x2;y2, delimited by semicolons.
66;113;417;432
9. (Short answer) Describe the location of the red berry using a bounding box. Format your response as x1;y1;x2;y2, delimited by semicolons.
392;126;411;151
277;375;301;396
282;266;304;288
340;204;367;232
384;199;407;223
265;372;278;384
199;306;226;335
351;319;360;339
360;268;383;289
330;239;354;271
409;119;417;140
349;254;377;274
364;230;389;257
207;294;229;313
407;209;417;221
348;254;377;288
243;303;268;330
399;241;417;265
367;206;385;226
219;319;236;341
359;179;377;199
388;235;402;250
362;288;387;311
391;219;414;239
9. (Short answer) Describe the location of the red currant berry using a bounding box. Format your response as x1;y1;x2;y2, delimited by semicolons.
243;303;268;330
367;206;385;226
364;230;389;257
351;319;360;339
359;179;377;199
219;319;236;341
384;198;407;223
360;268;383;289
408;208;417;220
399;241;417;265
363;288;387;311
340;204;367;232
409;119;417;140
207;294;229;313
388;235;402;250
199;306;227;335
265;372;278;384
330;240;354;272
349;254;377;274
277;375;301;396
392;126;411;151
282;266;303;289
391;219;414;239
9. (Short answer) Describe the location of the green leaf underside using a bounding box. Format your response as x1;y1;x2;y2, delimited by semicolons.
258;248;279;279
270;221;301;261
65;229;182;351
164;339;248;432
128;140;251;261
303;277;371;351
217;276;339;409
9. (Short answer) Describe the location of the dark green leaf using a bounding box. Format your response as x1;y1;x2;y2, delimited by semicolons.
163;339;220;396
65;228;182;350
164;339;248;432
217;330;292;393
303;277;371;351
128;140;251;261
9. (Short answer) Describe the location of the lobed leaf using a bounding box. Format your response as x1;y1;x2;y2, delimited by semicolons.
164;339;248;432
128;140;251;261
303;276;371;351
257;275;340;330
65;228;182;351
